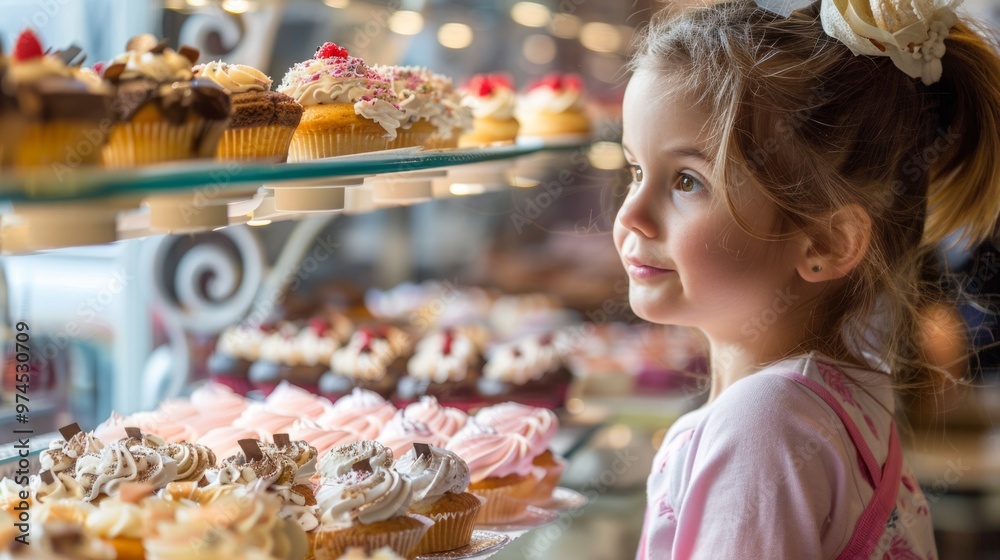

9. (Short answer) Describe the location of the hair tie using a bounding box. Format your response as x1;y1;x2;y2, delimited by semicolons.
819;0;962;85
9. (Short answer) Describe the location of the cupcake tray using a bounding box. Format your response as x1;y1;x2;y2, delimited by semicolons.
541;486;589;511
476;505;561;533
415;530;510;560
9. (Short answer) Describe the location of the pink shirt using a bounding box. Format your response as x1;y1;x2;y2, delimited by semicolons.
638;353;937;559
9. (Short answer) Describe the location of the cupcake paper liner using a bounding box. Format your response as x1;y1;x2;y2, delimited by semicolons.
288;126;393;161
531;455;567;504
423;126;464;150
216;124;297;162
313;515;432;560
102;120;227;168
410;492;482;555
13;121;108;169
390;120;437;149
469;475;538;525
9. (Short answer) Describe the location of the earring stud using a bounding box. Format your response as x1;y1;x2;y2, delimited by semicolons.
812;265;823;272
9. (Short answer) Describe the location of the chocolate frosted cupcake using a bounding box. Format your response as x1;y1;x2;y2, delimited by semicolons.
3;30;114;169
194;60;302;161
100;34;231;167
477;331;574;408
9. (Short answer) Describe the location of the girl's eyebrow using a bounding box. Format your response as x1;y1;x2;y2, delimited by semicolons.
664;145;711;163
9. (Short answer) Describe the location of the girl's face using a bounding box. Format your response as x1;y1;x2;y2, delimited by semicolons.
614;69;804;340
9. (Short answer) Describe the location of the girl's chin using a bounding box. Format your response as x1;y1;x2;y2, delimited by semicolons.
628;298;692;327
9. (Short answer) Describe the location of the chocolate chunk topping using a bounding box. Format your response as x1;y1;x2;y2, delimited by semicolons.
58;423;82;440
413;442;432;458
103;62;126;82
40;470;55;484
352;459;372;474
273;434;291;448
198;475;209;487
178;45;200;65
238;439;264;461
124;427;143;439
53;46;84;66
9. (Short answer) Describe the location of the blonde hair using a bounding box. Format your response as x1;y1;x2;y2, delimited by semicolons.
630;1;1000;402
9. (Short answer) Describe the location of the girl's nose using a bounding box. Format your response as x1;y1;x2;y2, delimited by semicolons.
617;186;660;240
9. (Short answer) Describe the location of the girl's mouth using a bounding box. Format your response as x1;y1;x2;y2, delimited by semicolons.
625;256;674;280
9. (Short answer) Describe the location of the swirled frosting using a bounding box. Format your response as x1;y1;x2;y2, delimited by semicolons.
194;61;270;93
93;411;129;445
316;388;398;434
265;381;333;418
318;441;393;481
400;397;468;437
158;442;217;482
407;330;480;383
197;426;266;461
30;471;84;502
75;442;179;501
7;54;111;95
377;414;442;458
125;412;198;444
330;327;409;382
392;445;471;507
375;65;468;137
272;484;320;533
208;447;297;488
40;431;104;476
233;404;300;435
264;439;318;485
278;49;405;139
475;402;558;449
189;383;249;428
315;467;412;528
445;421;539;483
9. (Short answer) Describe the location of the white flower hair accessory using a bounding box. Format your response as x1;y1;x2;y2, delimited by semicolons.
820;0;963;85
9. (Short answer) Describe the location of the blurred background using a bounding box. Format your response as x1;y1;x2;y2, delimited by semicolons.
0;1;999;558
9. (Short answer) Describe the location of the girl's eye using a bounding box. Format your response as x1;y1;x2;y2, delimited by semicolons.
629;165;643;183
678;173;704;193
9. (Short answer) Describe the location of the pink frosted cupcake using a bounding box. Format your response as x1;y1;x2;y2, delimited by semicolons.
233;404;300;437
187;382;250;430
398;397;467;438
316;388;398;440
196;425;266;461
475;403;564;502
445;420;543;524
265;380;334;418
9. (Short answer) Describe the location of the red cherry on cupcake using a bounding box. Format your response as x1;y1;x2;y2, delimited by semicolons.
315;42;349;60
532;73;564;91
469;75;495;97
563;74;583;91
309;317;330;337
13;30;44;62
92;62;105;75
441;330;455;356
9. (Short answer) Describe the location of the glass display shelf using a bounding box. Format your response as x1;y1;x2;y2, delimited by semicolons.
0;140;580;203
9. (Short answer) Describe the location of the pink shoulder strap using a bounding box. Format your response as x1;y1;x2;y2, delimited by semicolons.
776;370;902;560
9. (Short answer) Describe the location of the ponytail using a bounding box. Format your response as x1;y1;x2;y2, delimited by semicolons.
924;22;1000;248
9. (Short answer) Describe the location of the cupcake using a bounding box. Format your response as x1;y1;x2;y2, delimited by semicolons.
458;74;519;147
319;326;411;400
393;443;480;555
194;60;302;161
477;332;574;408
318;441;393;481
475;402;564;502
445;421;543;524
266;433;320;485
265;381;335;419
208;323;273;394
73;432;179;502
377;398;467;458
187;382;250;428
3;30;114;169
278;42;405;160
0;38;22;169
83;484;157;560
100;34;231;167
396;329;483;403
375;66;469;150
250;316;352;395
516;73;590;138
39;423;105;478
315;389;398;440
313;461;429;560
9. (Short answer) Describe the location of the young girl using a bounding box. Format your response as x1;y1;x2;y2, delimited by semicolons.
618;0;1000;558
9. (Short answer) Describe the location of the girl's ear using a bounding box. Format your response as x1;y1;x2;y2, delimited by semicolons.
797;204;872;282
